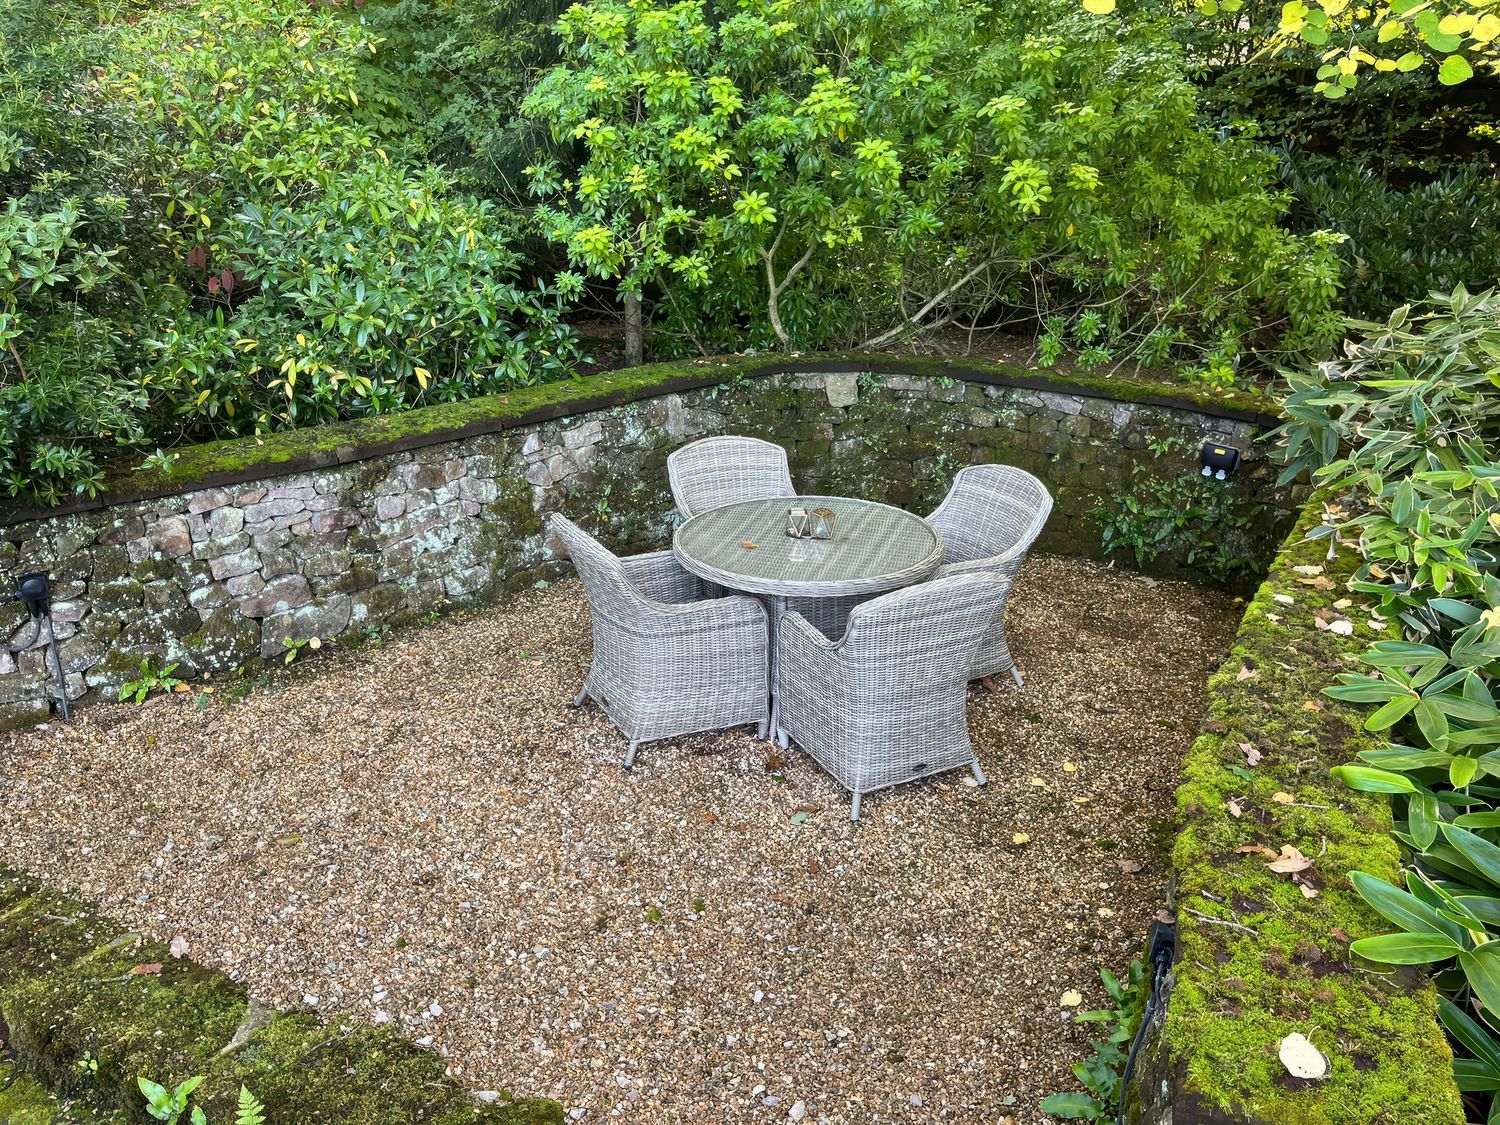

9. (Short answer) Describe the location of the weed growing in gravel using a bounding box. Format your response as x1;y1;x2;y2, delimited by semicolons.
138;1076;265;1124
1040;959;1147;1119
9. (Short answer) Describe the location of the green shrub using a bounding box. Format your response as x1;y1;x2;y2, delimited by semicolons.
1287;160;1500;322
522;0;1343;366
1274;286;1500;1122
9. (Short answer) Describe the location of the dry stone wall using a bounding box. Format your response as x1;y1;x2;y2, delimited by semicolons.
0;366;1290;729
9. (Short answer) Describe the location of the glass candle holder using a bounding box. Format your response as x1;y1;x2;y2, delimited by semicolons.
808;507;835;540
786;507;809;538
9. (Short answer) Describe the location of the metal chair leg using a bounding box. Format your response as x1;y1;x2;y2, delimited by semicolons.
623;741;639;771
1009;666;1025;690
850;792;862;821
572;685;589;708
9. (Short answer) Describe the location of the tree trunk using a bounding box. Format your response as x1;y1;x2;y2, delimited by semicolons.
623;291;644;368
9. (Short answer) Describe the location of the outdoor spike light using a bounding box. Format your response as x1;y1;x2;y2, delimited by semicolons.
7;571;70;720
1200;441;1242;481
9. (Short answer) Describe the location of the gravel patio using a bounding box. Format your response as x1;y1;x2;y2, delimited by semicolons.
0;556;1237;1123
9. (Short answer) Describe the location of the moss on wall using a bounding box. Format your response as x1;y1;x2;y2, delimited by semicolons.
0;868;563;1124
12;353;1273;519
1149;497;1463;1124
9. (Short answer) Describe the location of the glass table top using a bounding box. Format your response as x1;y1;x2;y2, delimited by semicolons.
672;496;942;598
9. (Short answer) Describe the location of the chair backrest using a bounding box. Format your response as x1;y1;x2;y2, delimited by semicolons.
549;515;643;623
668;436;795;520
837;572;1002;675
928;465;1052;567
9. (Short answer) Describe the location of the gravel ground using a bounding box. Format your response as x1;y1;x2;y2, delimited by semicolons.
1;556;1238;1124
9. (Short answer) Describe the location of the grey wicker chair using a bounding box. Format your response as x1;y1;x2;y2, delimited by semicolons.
927;465;1052;687
551;515;770;769
667;435;795;520
775;571;1003;820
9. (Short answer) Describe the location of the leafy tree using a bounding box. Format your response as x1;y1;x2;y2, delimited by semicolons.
523;0;1343;368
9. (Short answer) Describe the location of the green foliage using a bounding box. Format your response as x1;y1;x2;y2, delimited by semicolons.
1287;161;1500;322
1041;960;1148;1119
1273;287;1500;1119
0;0;581;505
522;0;1342;362
1093;437;1263;585
137;1079;265;1125
118;658;185;704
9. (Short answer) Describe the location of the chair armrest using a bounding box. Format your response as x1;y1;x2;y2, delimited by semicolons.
620;549;704;604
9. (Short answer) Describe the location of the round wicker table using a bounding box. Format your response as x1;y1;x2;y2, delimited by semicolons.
672;495;943;742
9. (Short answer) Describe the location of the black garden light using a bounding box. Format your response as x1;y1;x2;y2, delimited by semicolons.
1200;441;1242;481
7;571;70;720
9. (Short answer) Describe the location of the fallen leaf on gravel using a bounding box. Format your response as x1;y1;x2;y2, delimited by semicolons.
1267;845;1314;874
789;812;808;826
275;832;302;846
1071;796;1091;805
1059;990;1083;1007
1029;777;1046;787
1279;1033;1328;1080
173;683;191;693
764;752;786;773
169;936;189;959
1116;859;1142;873
1012;833;1031;845
1239;742;1262;766
1063;762;1078;773
1227;798;1243;818
1271;792;1295;804
130;963;163;975
739;540;759;549
1237;845;1277;858
793;804;820;814
1236;665;1258;682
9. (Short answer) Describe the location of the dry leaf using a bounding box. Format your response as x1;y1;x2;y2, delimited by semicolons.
1326;620;1353;636
1239;741;1262;766
739;540;759;549
1063;762;1078;773
1029;777;1046;788
1273;594;1295;606
1302;699;1325;712
1298;882;1320;899
1059;990;1083;1007
1271;792;1295;805
1116;859;1143;874
169;936;190;959
1237;845;1278;858
764;751;786;773
1236;665;1258;682
1266;613;1283;624
1278;1033;1328;1080
1267;845;1314;874
1227;798;1244;818
1333;598;1351;610
1292;565;1324;576
130;963;163;976
1012;833;1031;845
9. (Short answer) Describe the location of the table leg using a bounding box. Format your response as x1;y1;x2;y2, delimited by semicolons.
769;595;786;746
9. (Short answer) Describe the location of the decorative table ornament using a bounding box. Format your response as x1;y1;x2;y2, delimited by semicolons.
809;507;836;540
786;507;810;538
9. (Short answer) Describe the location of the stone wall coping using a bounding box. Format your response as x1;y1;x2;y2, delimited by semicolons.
1;353;1277;525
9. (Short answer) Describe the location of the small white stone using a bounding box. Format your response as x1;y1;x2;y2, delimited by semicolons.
428;1001;444;1017
789;1101;807;1122
302;993;320;1006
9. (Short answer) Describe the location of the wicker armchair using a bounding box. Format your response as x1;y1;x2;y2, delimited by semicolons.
927;465;1052;687
775;572;1003;820
551;515;770;768
667;435;796;520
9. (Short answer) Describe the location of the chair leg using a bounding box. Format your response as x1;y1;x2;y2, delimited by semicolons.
572;685;589;708
1009;666;1025;690
623;741;639;771
756;716;769;740
850;792;862;821
970;759;988;787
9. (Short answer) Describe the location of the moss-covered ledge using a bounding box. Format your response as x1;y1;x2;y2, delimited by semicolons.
1124;497;1462;1124
1;352;1275;523
0;867;562;1124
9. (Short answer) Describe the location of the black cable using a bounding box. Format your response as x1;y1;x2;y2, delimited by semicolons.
1117;924;1177;1125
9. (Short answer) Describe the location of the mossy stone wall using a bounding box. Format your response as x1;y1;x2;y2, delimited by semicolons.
0;362;1289;729
0;867;562;1123
1124;497;1463;1124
